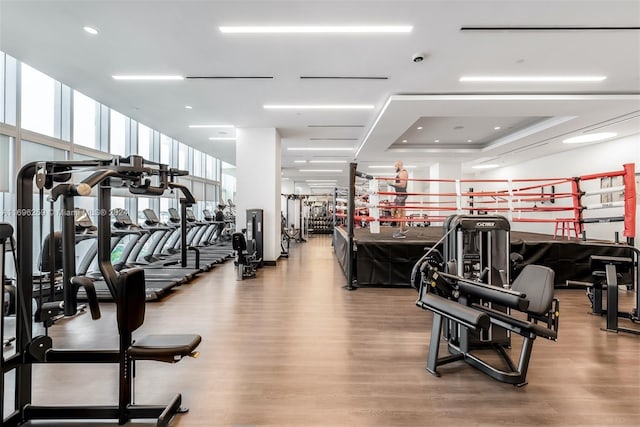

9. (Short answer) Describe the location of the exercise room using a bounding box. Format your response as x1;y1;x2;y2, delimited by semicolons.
1;1;639;426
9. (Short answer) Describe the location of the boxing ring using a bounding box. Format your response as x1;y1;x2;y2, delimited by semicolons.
333;163;637;288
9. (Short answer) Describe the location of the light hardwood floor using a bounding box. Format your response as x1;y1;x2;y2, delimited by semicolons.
9;234;640;426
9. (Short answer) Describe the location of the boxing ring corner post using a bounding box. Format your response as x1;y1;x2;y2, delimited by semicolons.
623;163;636;245
343;162;358;290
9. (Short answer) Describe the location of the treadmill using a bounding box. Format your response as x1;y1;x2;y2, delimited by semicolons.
167;208;234;262
141;209;225;269
110;208;202;279
76;209;186;301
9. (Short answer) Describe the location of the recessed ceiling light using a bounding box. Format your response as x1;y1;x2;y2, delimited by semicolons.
185;105;193;109
417;126;423;130
83;26;98;35
460;75;607;82
402;139;408;143
264;104;374;110
208;137;236;141
309;160;347;164
472;164;500;169
294;160;307;163
306;179;337;182
562;132;618;144
494;126;501;130
288;147;353;151
434;139;440;143
189;124;234;128
467;139;473;143
112;75;184;81
219;25;413;34
299;169;343;172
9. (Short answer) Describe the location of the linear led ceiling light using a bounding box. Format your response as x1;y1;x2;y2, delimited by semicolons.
219;25;412;34
562;132;618;144
265;104;374;110
306;180;337;182
294;160;307;163
112;75;184;80
309;160;347;164
288;147;353;151
209;137;236;141
472;164;500;169
460;76;606;82
299;169;343;172
189;124;234;128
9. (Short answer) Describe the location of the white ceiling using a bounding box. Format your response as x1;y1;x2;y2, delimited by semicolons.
1;0;639;188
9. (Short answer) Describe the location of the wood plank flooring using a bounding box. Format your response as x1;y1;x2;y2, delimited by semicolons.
8;234;640;426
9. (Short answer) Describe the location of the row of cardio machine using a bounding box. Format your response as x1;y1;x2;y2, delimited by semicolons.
72;205;235;302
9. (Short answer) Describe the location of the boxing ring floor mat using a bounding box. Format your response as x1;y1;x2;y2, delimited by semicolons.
333;226;635;288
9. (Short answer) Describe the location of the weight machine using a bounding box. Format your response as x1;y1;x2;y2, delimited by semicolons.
2;155;201;427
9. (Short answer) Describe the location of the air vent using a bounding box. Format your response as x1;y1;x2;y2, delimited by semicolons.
309;138;358;141
300;76;388;80
185;76;274;79
461;26;640;31
308;125;365;128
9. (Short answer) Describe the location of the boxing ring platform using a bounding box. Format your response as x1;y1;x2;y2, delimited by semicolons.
333;225;635;288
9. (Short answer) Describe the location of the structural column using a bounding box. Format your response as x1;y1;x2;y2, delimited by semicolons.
429;162;462;219
235;128;281;264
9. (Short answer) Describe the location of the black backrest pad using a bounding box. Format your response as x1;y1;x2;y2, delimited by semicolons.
232;232;247;251
0;223;13;240
116;268;146;334
511;264;555;316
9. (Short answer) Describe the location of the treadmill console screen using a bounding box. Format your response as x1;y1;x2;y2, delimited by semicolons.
168;207;180;220
112;208;132;225
143;209;160;223
186;208;196;221
74;208;94;228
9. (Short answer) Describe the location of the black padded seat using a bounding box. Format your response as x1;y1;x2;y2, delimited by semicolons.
511;264;555;316
130;334;201;363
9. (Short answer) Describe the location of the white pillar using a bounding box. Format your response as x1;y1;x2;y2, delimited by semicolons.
430;162;462;221
236;128;281;264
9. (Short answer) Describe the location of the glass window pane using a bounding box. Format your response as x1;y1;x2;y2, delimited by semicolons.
110;109;126;156
4;53;17;126
193;149;202;177
178;142;189;170
0;52;5;123
21;140;66;165
19;141;66;271
206;155;214;180
160;134;171;165
73;90;99;149
137;197;150;222
0;134;11;192
192;181;204;201
21;63;56;137
160;197;171;222
137;123;152;159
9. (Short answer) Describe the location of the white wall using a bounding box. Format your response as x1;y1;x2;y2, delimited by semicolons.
236;128;281;262
470;134;640;240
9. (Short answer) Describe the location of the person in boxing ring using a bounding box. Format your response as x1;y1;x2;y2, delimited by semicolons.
388;160;409;238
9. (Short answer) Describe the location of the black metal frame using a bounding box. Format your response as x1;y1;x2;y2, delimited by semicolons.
589;254;640;335
417;273;557;387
